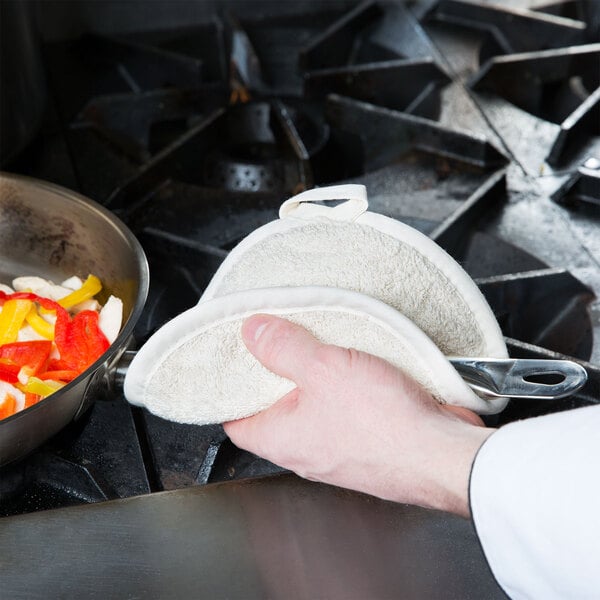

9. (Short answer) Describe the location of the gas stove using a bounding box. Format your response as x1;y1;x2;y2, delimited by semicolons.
1;0;599;518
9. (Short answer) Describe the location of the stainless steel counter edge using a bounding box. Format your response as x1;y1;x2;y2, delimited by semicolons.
0;473;506;599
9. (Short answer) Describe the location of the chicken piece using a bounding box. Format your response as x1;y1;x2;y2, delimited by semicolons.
98;295;123;344
12;276;72;301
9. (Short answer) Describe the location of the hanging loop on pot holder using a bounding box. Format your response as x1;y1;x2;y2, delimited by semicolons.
279;184;368;222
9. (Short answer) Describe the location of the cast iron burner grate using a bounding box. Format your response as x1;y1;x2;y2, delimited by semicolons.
1;0;599;517
425;1;600;165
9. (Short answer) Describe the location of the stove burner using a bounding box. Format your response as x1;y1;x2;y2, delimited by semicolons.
201;101;307;193
103;100;312;210
204;154;280;192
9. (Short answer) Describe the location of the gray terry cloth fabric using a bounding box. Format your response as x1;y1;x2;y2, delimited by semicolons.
201;207;507;361
124;287;505;425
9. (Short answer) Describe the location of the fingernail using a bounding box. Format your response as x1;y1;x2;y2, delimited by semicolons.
253;321;268;342
243;315;270;345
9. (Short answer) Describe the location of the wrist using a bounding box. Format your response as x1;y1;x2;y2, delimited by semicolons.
351;414;495;516
423;420;495;517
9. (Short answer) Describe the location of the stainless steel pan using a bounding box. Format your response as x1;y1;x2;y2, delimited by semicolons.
0;172;149;466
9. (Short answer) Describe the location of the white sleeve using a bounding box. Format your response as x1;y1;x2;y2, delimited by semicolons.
469;404;600;600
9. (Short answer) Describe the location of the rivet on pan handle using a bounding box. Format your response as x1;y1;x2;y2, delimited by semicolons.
449;358;588;400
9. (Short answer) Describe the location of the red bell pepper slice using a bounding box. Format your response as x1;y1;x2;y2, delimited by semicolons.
1;290;110;378
37;369;79;383
0;359;19;383
53;310;109;372
0;340;52;384
0;340;52;375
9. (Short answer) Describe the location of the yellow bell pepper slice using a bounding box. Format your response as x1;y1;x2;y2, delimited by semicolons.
25;306;55;340
58;274;102;310
0;299;33;345
23;377;65;398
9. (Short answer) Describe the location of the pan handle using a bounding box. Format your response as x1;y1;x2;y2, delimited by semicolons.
108;352;588;403
449;358;588;400
107;349;137;394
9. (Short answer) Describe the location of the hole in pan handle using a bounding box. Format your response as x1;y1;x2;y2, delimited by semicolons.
449;358;588;400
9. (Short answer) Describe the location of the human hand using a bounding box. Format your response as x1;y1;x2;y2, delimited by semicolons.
224;315;495;517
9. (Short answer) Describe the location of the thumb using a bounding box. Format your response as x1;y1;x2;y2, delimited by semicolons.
242;314;323;385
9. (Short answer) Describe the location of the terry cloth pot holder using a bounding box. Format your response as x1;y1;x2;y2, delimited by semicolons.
124;286;508;425
201;184;507;361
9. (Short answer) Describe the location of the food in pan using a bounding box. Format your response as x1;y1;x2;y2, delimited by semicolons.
0;274;123;420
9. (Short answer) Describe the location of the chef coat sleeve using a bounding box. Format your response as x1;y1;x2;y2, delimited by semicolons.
469;404;600;600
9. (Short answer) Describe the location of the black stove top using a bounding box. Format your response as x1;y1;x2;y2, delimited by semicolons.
1;0;599;518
